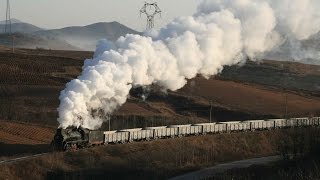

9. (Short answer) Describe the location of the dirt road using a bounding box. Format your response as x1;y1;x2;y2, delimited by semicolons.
170;156;281;180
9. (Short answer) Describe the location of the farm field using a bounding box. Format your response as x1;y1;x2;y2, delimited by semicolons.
0;121;54;157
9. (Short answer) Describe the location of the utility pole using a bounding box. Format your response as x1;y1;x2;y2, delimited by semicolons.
282;63;289;119
209;100;213;123
12;36;15;53
109;118;111;131
285;93;288;119
140;2;162;30
107;115;111;131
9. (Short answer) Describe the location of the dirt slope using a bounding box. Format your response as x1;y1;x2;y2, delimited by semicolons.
180;77;320;117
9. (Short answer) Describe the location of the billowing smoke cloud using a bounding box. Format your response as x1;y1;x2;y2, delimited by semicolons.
266;0;320;62
58;0;320;129
270;0;320;40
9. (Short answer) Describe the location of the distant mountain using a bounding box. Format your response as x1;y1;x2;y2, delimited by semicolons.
0;23;43;34
34;21;140;50
0;32;80;51
0;18;23;24
0;18;43;33
0;20;140;51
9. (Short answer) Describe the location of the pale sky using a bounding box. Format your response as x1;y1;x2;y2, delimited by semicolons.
0;0;200;31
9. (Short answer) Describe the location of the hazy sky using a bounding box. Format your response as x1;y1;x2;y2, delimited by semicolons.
0;0;199;31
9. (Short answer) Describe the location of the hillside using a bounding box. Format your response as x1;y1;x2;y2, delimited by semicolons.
0;33;80;50
34;21;140;50
0;23;43;33
220;60;320;93
0;48;319;129
0;121;54;156
0;19;43;33
0;18;23;24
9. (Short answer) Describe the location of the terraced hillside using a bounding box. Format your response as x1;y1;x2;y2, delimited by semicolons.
0;121;54;157
0;121;54;144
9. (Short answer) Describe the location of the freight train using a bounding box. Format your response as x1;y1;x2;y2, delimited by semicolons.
52;117;320;151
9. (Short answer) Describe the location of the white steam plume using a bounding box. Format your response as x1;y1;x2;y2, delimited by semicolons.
58;0;320;129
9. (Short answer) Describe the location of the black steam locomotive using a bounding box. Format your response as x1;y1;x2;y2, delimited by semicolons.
52;127;104;151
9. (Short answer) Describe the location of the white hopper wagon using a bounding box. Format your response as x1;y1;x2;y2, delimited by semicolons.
219;121;241;132
193;123;216;134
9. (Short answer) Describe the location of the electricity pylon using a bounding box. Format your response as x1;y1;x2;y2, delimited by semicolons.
4;0;12;34
4;0;14;53
140;2;161;30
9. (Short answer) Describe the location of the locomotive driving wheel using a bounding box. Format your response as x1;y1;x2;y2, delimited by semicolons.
64;143;78;151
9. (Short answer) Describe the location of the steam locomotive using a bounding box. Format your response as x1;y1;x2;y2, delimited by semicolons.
52;117;320;151
52;127;105;151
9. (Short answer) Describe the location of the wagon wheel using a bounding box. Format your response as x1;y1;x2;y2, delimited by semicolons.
153;137;158;140
71;144;78;151
64;144;71;151
64;143;78;152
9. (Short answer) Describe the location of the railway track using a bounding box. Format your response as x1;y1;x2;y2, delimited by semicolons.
0;152;49;165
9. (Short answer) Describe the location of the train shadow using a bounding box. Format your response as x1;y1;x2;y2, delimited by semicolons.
0;142;50;156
